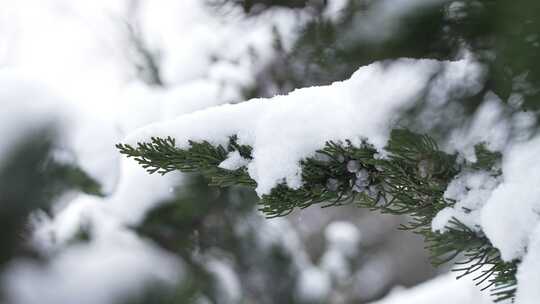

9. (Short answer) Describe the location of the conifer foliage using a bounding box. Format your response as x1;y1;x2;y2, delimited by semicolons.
118;129;516;301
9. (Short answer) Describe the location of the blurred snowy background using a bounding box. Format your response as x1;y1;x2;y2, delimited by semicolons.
0;0;505;303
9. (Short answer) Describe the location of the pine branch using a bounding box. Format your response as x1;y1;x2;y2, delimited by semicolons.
117;129;517;301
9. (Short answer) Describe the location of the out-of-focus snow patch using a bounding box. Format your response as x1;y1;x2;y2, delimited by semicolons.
4;232;182;304
323;0;349;21
0;70;120;194
0;0;128;115
259;217;312;268
445;1;468;21
354;255;393;300
205;259;242;304
127;58;482;196
34;158;182;251
12;178;183;304
371;272;492;304
103;159;182;225
320;221;361;280
67;113;121;195
296;266;331;302
324;221;361;257
321;249;349;280
0;69;72;161
137;0;306;87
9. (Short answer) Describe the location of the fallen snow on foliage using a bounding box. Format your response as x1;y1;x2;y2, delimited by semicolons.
436;127;540;303
128;58;483;195
438;133;540;264
432;170;500;233
219;151;250;171
516;225;540;303
481;136;540;261
446;92;510;162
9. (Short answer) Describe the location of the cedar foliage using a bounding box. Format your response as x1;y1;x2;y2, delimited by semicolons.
117;129;517;301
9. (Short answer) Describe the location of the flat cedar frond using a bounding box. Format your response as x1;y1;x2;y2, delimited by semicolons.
118;129;515;301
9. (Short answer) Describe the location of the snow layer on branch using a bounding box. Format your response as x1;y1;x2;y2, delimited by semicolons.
447;92;510;162
434;132;540;303
432;170;500;232
219;151;250;171
481;135;540;261
118;80;242;132
127;58;483;195
516;225;540;303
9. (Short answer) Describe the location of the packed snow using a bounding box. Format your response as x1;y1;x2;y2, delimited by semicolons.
515;225;540;303
432;170;500;233
481;136;540;261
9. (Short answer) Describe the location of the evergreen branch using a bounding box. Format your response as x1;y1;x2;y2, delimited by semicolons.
117;129;516;301
116;136;256;188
